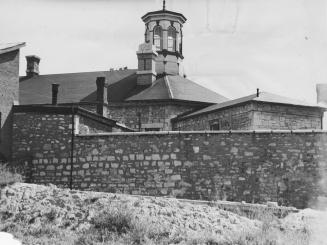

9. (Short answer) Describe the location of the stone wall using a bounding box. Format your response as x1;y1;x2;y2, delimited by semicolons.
0;50;20;159
77;115;113;134
173;102;323;131
11;109;119;185
173;103;254;131
12;112;72;186
72;131;327;208
252;103;322;129
105;102;202;131
12;113;327;208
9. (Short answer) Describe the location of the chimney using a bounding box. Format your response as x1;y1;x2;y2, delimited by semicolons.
136;42;158;86
256;88;259;97
52;83;59;105
26;55;40;77
96;77;108;116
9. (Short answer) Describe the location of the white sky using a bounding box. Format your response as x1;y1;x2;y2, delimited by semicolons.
1;0;327;102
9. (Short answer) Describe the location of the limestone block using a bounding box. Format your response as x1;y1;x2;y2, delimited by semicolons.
174;160;182;166
164;182;175;188
152;154;161;160
162;154;169;160
165;169;173;174
46;165;55;171
107;156;115;161
203;155;211;160
136;154;144;160
158;161;164;167
193;147;199;153
171;175;181;181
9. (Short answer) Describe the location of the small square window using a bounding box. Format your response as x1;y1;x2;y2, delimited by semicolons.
210;123;220;130
145;128;160;132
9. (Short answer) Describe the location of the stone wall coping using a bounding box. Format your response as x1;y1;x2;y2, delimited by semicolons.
76;129;327;137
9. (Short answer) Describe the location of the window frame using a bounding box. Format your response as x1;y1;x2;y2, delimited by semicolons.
153;25;163;51
167;26;177;52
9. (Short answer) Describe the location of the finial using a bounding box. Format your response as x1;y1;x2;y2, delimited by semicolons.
163;0;166;10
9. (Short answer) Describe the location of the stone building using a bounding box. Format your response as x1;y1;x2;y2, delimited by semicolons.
17;4;324;133
173;91;325;131
1;3;327;208
1;3;325;159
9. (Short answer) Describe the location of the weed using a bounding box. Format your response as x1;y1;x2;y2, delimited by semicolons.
91;205;133;235
45;208;57;222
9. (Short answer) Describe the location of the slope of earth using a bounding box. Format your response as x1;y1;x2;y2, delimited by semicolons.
0;183;318;245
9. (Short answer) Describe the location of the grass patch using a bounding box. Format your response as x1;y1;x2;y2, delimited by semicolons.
87;204;170;244
0;183;312;245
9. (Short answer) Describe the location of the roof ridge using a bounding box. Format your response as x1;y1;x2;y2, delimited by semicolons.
0;42;25;55
164;76;173;99
19;69;137;78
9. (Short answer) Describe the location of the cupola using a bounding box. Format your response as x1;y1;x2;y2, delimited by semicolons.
139;0;187;77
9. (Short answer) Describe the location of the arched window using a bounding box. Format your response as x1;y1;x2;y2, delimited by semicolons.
153;26;163;51
167;26;176;52
144;26;149;43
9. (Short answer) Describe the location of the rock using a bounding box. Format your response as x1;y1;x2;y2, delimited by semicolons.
0;232;21;245
267;201;278;207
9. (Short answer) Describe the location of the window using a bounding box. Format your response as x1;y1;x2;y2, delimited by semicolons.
145;128;160;132
144;26;149;43
167;26;176;51
210;122;220;131
153;26;163;51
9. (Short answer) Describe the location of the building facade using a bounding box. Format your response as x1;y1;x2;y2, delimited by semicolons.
0;43;25;159
1;4;327;208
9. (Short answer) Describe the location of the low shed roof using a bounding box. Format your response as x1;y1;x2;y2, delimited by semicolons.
178;91;326;120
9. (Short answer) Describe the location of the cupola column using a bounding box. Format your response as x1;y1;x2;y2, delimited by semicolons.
162;22;168;50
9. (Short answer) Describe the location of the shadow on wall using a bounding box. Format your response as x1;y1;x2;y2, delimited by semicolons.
316;84;327;129
1;108;13;160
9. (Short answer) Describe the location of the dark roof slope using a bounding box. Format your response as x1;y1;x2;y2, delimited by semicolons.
126;75;228;104
19;69;137;105
178;91;326;120
20;71;228;105
142;10;186;22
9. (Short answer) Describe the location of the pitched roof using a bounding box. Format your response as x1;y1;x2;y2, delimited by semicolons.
20;72;228;105
0;42;25;55
19;69;137;104
126;75;228;104
142;10;187;22
178;91;326;120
